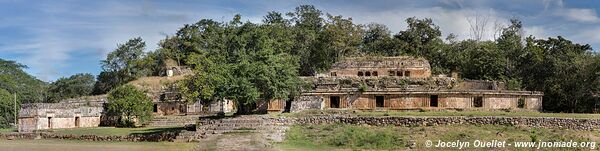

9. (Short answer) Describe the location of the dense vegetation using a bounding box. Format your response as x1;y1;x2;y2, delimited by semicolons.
1;5;600;126
0;59;47;128
46;73;95;103
105;85;153;127
148;5;600;113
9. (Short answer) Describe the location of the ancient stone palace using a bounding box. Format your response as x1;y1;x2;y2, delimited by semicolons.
277;56;543;112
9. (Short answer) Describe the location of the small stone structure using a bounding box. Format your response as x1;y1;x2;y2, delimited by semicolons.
18;95;106;132
270;56;543;112
327;56;431;78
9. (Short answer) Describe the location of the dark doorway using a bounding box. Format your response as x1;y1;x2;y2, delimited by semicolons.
330;96;340;108
376;96;384;107
405;71;411;77
284;99;292;113
474;97;483;107
365;71;371;76
518;98;525;108
75;117;80;127
153;104;158;112
358;71;363;76
47;117;52;129
430;95;438;107
372;71;378;76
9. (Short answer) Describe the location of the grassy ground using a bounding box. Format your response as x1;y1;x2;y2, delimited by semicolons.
272;109;600;119
51;126;184;136
277;124;600;150
0;139;196;151
0;128;16;133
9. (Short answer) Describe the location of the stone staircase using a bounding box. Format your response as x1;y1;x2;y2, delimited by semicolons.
196;115;292;142
148;115;202;127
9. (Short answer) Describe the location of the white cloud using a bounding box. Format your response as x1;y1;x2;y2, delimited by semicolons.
555;8;600;23
524;26;550;38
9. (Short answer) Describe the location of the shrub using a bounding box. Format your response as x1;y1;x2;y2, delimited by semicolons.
106;84;153;127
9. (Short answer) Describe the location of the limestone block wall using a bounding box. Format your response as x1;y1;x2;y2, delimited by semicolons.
484;96;518;109
18;117;37;132
438;96;472;108
290;96;323;112
18;101;104;132
155;102;186;115
386;95;429;109
292;92;543;112
291;116;600;131
525;96;543;110
329;68;431;78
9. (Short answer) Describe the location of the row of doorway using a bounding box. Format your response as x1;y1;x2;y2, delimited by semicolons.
328;95;487;108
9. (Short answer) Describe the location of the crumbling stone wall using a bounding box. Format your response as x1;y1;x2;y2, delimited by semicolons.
290;116;600;131
291;92;543;112
327;56;432;78
291;96;323;112
18;96;106;132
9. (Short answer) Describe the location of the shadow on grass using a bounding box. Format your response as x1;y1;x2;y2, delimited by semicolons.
129;127;186;136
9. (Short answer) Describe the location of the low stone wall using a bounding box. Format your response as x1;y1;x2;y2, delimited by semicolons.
289;116;600;131
0;132;179;142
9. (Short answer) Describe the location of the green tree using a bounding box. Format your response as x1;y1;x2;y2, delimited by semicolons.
0;88;16;128
94;37;147;94
0;59;47;128
0;59;47;103
394;17;443;57
362;23;394;55
106;85;153;127
179;15;302;114
46;73;95;102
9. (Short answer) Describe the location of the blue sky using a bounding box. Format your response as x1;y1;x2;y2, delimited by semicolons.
1;0;599;82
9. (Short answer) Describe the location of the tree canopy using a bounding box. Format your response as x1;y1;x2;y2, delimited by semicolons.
46;73;95;103
106;84;153;127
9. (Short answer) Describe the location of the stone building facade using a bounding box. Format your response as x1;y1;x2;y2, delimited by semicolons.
269;56;544;112
18;96;106;132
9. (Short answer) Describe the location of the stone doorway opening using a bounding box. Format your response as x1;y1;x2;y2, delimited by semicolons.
330;96;340;108
375;96;384;107
518;98;525;108
47;117;52;129
75;117;80;127
474;97;483;107
430;95;438;107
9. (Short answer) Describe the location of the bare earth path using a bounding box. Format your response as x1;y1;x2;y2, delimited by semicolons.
196;133;278;151
0;139;196;151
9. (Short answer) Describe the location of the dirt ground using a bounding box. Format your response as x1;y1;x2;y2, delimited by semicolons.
0;139;196;151
195;132;278;151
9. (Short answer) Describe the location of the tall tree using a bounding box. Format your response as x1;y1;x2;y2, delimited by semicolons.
106;84;153;127
94;37;147;94
179;15;301;114
46;73;95;102
0;59;46;127
362;23;394;55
